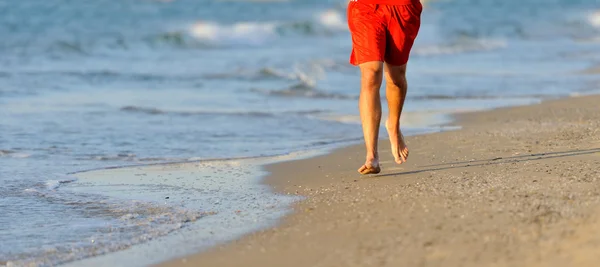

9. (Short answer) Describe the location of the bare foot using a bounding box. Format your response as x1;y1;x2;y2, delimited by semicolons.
358;158;381;175
385;120;409;164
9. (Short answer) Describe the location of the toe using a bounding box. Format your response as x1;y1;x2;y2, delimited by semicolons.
358;165;367;174
401;148;409;162
358;164;381;175
394;154;402;164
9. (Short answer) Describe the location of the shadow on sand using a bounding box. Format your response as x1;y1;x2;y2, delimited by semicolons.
375;147;600;178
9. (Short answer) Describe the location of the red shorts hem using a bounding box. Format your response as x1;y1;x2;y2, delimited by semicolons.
350;57;409;66
349;58;384;66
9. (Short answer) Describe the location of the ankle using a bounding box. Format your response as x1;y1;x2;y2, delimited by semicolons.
385;118;399;126
387;124;400;133
366;153;378;161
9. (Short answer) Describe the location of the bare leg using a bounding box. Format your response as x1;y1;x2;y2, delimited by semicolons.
357;61;384;174
384;63;409;164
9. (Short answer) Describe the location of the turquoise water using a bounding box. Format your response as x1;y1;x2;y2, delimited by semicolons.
1;0;600;265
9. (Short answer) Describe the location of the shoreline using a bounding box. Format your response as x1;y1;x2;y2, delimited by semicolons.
57;104;460;266
60;126;454;267
160;94;600;267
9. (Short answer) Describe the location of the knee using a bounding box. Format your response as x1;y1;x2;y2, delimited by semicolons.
389;74;406;88
387;67;407;87
360;66;384;89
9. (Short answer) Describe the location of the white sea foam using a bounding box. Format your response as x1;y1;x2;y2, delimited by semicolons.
0;150;31;158
292;62;325;88
188;9;347;46
45;180;62;190
58;156;304;267
189;21;277;45
21;178;77;194
588;10;600;28
317;9;347;31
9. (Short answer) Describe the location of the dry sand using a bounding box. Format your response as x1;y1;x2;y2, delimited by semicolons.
160;95;600;267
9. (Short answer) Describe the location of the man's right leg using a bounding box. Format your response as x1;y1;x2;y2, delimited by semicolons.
347;1;387;174
384;63;409;164
358;61;384;175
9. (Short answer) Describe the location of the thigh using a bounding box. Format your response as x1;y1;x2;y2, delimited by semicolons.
347;2;388;65
383;3;422;66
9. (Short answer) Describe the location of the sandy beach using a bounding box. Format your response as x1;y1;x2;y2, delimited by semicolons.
159;95;600;267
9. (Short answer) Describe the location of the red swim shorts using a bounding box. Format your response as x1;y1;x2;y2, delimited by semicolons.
347;0;422;66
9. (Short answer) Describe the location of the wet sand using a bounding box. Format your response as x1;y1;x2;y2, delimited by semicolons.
160;95;600;267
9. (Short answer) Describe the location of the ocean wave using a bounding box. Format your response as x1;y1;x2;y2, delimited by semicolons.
202;67;298;81
209;60;352;100
187;9;347;47
77;152;191;163
0;70;204;86
51;40;89;55
317;9;347;31
0;149;15;156
203;59;338;84
120;105;326;119
414;38;507;56
120;106;276;117
0;149;31;158
10;9;348;55
252;82;355;100
21;177;78;193
189;21;278;46
45;178;77;190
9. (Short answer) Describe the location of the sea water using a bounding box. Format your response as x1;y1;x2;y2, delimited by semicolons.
2;0;600;266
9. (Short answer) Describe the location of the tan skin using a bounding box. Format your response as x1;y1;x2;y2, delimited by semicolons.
357;61;409;175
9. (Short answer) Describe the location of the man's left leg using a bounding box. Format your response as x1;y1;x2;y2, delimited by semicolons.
384;63;409;164
381;2;422;164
